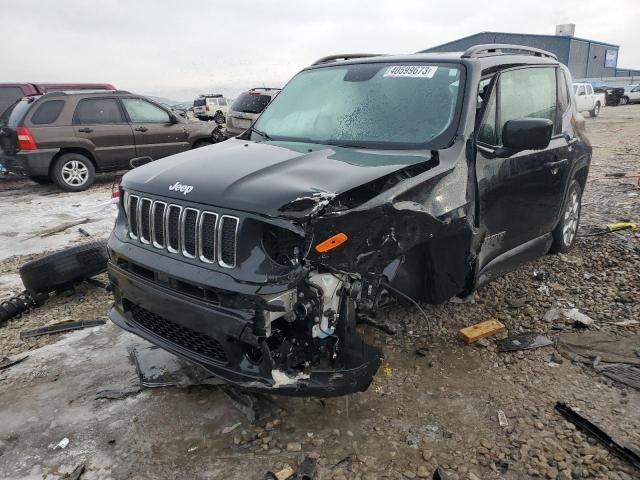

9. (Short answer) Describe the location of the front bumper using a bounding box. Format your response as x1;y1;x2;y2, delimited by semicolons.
0;149;59;176
108;259;382;397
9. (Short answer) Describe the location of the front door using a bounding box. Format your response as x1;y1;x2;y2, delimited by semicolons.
72;97;136;170
475;66;571;269
121;98;190;159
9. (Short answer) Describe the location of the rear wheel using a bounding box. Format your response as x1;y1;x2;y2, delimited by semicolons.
619;96;629;105
52;153;95;191
589;102;600;117
550;180;582;253
28;175;52;185
213;111;225;124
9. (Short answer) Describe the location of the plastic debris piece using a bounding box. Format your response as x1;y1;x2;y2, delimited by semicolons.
0;355;28;370
460;319;506;344
20;319;106;339
53;437;69;450
565;309;595;328
383;364;393;376
498;410;509;427
497;332;553;352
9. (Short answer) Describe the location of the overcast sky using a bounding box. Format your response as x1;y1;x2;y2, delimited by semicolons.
2;0;639;101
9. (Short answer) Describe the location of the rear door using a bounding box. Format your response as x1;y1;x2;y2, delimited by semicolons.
73;97;136;170
121;98;189;159
629;86;640;102
574;85;588;111
476;66;571;268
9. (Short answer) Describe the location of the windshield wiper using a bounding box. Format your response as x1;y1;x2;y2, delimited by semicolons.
249;126;272;141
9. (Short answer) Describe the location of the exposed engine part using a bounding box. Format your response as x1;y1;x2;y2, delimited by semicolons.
262;289;298;336
307;272;345;339
0;290;48;325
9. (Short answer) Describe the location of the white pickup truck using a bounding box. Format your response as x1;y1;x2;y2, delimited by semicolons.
573;83;605;117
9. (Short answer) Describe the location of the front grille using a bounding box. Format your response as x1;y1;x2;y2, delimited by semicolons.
126;192;238;268
128;303;227;362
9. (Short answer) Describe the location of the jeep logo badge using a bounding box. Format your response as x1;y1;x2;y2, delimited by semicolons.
169;181;194;195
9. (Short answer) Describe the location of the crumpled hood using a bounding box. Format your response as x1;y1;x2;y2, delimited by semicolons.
121;138;432;217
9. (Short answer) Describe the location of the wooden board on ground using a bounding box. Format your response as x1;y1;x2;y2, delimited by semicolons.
460;319;506;344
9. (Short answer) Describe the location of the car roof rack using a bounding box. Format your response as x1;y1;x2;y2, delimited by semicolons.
461;44;558;60
311;53;382;66
200;93;223;98
249;87;281;91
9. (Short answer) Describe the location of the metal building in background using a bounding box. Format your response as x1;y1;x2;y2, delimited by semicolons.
420;31;625;79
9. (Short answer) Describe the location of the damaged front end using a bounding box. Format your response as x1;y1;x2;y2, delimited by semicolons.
108;140;474;396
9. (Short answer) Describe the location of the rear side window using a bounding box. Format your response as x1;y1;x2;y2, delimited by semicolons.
122;99;170;123
74;98;124;124
31;100;65;125
0;87;25;116
231;93;272;114
498;67;557;143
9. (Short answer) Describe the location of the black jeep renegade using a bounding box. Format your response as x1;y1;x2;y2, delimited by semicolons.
107;45;591;396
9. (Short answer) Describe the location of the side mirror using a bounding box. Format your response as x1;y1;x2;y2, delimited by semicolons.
494;118;553;158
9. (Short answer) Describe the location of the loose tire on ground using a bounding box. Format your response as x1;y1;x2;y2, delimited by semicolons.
19;240;109;293
51;152;96;192
550;180;582;254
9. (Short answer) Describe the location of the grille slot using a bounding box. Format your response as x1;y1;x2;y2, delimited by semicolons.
124;191;239;268
128;303;227;362
138;198;152;244
199;212;218;263
181;208;199;258
152;201;166;248
219;216;239;268
128;195;140;239
166;205;182;253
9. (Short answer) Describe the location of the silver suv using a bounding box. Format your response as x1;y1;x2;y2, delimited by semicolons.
225;87;280;138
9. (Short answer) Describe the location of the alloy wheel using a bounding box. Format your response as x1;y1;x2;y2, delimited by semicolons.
562;189;580;246
61;160;89;187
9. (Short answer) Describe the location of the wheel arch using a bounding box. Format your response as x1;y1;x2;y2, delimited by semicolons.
50;148;98;174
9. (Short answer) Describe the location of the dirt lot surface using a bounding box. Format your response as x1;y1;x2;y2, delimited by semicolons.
0;106;639;480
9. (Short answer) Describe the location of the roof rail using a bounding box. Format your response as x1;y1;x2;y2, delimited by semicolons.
44;89;129;96
311;53;382;66
461;44;558;60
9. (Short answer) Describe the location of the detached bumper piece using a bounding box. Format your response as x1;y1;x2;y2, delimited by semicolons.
108;262;381;397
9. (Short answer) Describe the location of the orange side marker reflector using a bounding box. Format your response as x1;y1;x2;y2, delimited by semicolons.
315;233;348;253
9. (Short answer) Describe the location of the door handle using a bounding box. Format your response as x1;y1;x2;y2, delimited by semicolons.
544;158;568;169
77;127;93;133
135;126;148;132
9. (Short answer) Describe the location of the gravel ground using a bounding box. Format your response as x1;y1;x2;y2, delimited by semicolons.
0;105;638;479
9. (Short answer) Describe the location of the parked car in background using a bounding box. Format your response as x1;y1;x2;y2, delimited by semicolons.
225;87;281;138
620;85;640;105
0;90;219;191
0;82;115;116
108;45;591;396
592;85;626;106
573;83;604;117
193;94;228;122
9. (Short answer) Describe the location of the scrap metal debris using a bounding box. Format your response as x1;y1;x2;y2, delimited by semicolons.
265;464;296;480
63;463;86;480
95;386;141;400
497;410;509;428
555;402;640;470
0;290;48;324
20;319;106;338
52;437;69;450
496;332;553;352
557;332;640;366
0;355;28;370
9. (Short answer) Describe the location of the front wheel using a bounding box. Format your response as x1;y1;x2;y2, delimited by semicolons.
619;96;629;106
52;153;96;191
550;180;582;253
589;102;600;117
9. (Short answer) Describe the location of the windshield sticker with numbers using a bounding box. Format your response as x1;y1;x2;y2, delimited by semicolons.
383;65;438;78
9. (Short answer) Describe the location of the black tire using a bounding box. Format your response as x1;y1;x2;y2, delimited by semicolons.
211;127;225;143
193;140;213;149
550;181;582;254
52;153;96;191
28;175;52;185
619;96;629;106
589;102;600;118
19;240;109;293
